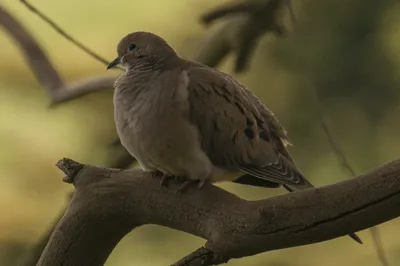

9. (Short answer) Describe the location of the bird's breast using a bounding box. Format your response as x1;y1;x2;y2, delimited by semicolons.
112;71;196;175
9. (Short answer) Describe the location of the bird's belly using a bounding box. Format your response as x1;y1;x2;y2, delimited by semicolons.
117;118;167;171
116;111;213;179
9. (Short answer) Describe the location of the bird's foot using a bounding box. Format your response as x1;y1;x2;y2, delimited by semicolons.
151;170;163;178
175;179;205;194
160;174;174;188
150;171;174;187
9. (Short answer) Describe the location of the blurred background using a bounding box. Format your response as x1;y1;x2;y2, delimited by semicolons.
1;0;400;265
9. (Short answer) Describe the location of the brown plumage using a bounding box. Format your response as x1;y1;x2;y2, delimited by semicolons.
108;32;361;244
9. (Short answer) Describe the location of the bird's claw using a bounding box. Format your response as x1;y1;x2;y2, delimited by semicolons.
151;171;169;187
160;174;172;188
151;172;206;193
175;179;205;194
151;171;163;178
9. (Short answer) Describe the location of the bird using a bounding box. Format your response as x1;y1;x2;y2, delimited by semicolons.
107;31;361;244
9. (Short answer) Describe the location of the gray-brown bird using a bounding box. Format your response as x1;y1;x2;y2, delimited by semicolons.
107;32;361;244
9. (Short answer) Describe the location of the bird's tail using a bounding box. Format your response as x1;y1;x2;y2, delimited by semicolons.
283;181;363;244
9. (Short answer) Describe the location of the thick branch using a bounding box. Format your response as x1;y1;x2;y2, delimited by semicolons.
38;158;400;266
16;194;73;266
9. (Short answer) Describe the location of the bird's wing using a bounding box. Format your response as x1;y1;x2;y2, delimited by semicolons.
186;65;310;188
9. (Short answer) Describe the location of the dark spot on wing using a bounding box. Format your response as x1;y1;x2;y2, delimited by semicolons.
235;102;245;114
244;128;255;139
259;130;270;141
218;83;231;95
246;117;254;127
223;94;232;103
232;131;239;143
213;120;219;130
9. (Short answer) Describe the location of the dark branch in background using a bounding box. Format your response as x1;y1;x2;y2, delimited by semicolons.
287;4;389;265
16;193;72;266
0;5;64;96
48;75;116;106
0;3;120;265
37;158;400;266
371;226;389;266
20;0;110;67
197;0;290;72
0;2;119;107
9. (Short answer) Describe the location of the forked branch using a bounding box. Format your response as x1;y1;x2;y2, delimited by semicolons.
37;158;400;266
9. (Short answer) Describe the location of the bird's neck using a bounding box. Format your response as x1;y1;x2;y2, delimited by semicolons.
116;54;182;94
117;68;156;90
130;53;180;72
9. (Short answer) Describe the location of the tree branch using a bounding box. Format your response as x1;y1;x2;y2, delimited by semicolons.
20;0;112;67
48;75;116;106
0;4;64;96
16;194;73;266
38;158;400;266
200;0;286;24
0;3;119;106
197;0;290;73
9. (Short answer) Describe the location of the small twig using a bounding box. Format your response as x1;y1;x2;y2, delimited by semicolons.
0;4;64;96
370;227;390;266
2;3;119;106
49;74;117;106
315;96;356;177
20;0;113;67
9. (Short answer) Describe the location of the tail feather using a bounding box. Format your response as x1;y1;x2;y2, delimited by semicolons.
235;136;362;244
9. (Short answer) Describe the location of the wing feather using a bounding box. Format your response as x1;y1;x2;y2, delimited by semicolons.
186;65;310;188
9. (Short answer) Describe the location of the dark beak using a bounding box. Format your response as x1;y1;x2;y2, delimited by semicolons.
107;57;121;69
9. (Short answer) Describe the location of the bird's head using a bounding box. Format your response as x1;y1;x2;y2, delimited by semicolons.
107;32;177;70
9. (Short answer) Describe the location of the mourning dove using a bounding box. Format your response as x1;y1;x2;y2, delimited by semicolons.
107;32;361;243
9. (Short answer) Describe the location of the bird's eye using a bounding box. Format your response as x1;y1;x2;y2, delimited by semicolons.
128;43;137;51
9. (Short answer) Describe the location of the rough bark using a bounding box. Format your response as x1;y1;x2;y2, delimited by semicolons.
37;158;400;266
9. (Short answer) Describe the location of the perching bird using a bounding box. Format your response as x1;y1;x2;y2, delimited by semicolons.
107;32;361;244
